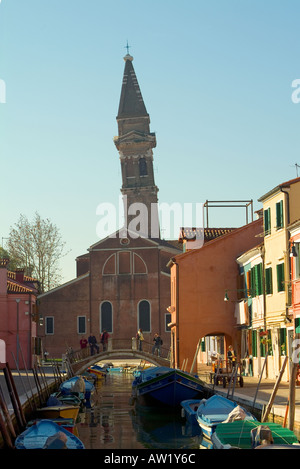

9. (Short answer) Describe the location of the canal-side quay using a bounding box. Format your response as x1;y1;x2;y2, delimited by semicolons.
1;360;300;448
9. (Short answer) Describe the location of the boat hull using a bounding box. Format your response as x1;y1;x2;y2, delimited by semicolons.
212;420;299;449
15;419;85;449
59;376;95;400
180;399;201;426
27;417;77;435
134;368;205;407
36;405;80;420
196;394;255;439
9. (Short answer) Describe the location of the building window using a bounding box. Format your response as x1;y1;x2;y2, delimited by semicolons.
45;316;54;335
276;200;284;229
251;263;263;296
265;267;273;295
165;313;171;332
139;158;148;176
138;300;150;332
78;316;86;334
264;208;271;236
118;251;131;274
133;253;147;274
103;254;116;275
279;328;286;355
276;263;285;292
100;302;113;333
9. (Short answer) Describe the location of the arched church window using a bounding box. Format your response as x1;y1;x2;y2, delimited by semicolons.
138;300;150;332
139;158;148;176
133;253;147;274
102;254;116;275
100;301;113;333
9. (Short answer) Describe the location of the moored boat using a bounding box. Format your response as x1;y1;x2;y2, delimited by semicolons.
196;394;256;439
27;417;77;435
87;364;107;378
36;404;80;420
47;391;85;408
59;376;95;400
212;420;300;449
132;366;206;407
180;399;201;426
15;419;85;449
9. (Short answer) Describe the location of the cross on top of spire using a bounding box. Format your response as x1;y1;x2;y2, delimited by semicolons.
124;41;133;61
125;40;131;55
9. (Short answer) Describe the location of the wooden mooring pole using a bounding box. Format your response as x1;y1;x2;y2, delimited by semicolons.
261;355;288;422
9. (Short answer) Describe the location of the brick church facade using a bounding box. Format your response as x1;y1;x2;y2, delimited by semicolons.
37;53;182;358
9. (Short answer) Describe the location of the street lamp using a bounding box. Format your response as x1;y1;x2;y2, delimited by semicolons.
290;242;298;258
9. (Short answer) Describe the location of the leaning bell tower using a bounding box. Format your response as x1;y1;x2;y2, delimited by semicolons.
114;52;160;239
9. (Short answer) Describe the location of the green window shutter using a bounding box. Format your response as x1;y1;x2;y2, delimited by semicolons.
279;328;286;355
276;200;283;229
252;330;257;357
252;264;263;296
265;267;273;295
257;263;263;296
264;208;271;235
251;267;257;296
276;263;285;292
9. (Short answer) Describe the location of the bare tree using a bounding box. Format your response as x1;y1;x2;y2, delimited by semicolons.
7;212;67;292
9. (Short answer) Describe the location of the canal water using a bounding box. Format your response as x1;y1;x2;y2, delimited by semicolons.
76;369;205;450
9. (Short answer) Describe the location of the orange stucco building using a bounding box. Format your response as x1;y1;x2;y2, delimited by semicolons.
168;218;263;370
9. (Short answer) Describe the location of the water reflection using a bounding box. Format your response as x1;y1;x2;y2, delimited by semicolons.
76;371;204;450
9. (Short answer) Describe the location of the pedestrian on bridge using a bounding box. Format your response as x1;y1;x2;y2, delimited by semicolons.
137;328;144;351
100;330;109;351
152;333;162;357
88;334;99;355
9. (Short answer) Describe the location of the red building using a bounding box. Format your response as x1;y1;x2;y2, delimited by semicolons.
168;218;263;370
0;259;39;369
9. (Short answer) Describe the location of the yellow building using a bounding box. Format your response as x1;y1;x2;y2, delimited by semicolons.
258;177;300;380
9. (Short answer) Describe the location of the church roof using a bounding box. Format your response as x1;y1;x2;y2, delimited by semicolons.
117;54;149;120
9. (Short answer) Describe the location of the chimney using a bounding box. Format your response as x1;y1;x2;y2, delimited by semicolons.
15;268;25;284
0;258;9;295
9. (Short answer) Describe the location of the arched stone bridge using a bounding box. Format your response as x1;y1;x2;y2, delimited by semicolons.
66;338;171;375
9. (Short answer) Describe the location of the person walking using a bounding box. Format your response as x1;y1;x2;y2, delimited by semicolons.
227;345;236;371
80;337;88;349
136;328;144;351
152;333;163;356
88;335;99;355
100;330;109;351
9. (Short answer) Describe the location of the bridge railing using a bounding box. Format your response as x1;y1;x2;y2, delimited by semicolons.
66;337;170;364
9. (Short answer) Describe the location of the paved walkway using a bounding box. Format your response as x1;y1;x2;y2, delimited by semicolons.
196;364;300;426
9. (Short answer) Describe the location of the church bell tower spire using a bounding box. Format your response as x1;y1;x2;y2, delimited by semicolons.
114;51;160;239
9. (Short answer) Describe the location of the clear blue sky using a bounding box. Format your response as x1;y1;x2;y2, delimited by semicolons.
1;0;300;283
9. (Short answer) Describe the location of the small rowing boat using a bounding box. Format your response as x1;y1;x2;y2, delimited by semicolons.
15;419;85;449
212;420;300;449
36;405;80;420
196;394;256;439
